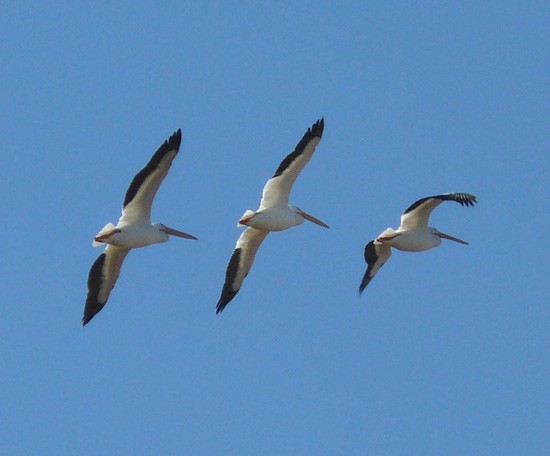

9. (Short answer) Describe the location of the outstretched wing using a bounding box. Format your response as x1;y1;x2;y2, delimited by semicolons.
119;129;182;225
259;118;324;210
83;245;130;325
359;240;392;294
399;193;477;231
216;228;270;314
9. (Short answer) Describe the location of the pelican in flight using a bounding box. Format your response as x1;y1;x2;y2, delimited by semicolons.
83;129;197;326
216;118;329;314
359;193;477;294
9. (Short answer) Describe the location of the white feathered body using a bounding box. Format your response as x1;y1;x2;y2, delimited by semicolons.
93;221;169;249
238;206;304;232
377;227;441;252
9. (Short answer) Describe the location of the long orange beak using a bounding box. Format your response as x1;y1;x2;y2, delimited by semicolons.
162;226;198;240
436;230;468;245
296;208;330;229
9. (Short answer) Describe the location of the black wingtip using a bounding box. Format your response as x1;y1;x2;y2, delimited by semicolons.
82;253;107;327
454;193;477;207
311;117;325;138
403;192;478;215
216;293;236;315
215;298;225;314
271;117;325;178
216;247;244;314
167;128;182;150
154;128;183;156
122;128;183;208
82;303;104;326
359;272;372;296
359;241;380;296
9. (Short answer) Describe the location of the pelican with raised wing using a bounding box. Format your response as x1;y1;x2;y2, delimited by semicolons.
216;118;329;314
359;193;477;294
83;129;197;326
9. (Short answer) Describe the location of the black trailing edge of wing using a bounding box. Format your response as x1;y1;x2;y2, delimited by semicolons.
216;248;243;314
272;118;325;178
123;129;182;208
359;241;377;295
82;253;107;326
403;193;477;215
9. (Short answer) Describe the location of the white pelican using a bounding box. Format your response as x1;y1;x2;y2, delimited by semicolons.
83;129;197;325
359;193;477;294
216;118;329;313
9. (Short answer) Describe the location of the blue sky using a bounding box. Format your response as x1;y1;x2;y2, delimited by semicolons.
1;1;548;454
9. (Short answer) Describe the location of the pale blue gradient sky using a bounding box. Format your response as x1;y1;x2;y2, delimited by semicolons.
1;2;548;455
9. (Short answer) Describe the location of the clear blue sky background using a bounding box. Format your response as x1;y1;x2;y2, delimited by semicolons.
1;2;548;455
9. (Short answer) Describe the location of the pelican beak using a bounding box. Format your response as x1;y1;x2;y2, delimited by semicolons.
296;208;330;229
162;226;198;240
435;230;468;245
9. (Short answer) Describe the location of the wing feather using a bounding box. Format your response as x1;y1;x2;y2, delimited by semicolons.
216;228;269;313
83;245;130;325
259;118;324;210
399;193;477;230
359;240;391;294
119;129;182;225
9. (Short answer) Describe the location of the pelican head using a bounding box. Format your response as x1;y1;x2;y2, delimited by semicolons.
291;206;330;229
432;228;468;245
155;223;198;240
